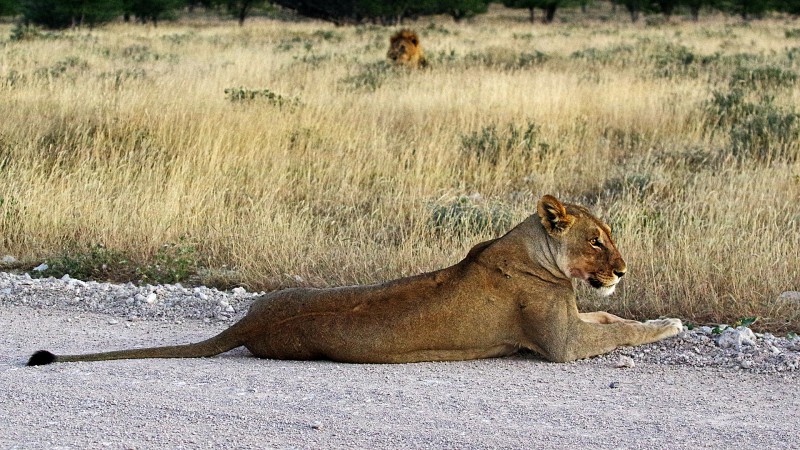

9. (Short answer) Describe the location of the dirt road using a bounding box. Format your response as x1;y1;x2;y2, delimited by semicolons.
2;305;798;449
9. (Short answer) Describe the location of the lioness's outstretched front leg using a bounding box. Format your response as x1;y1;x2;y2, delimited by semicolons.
579;311;639;324
545;318;683;362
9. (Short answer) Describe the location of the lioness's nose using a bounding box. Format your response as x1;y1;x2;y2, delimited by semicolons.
614;270;626;278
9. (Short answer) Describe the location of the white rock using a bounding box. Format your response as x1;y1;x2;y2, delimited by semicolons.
717;326;757;350
740;359;753;369
146;293;158;304
32;263;49;272
779;291;800;303
615;355;635;368
232;287;247;295
1;255;17;264
61;274;71;281
108;319;119;325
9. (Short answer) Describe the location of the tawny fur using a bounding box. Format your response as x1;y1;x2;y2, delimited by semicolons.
28;195;682;366
387;29;428;69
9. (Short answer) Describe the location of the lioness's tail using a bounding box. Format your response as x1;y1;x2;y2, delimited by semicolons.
27;322;247;366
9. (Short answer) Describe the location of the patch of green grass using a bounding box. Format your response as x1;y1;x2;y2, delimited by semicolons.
136;239;198;284
32;244;134;281
30;239;200;284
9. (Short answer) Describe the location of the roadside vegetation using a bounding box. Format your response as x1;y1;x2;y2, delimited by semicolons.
0;4;798;332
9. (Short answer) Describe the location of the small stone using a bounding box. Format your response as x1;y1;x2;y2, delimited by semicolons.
779;291;800;303
32;263;49;272
61;274;71;281
108;319;119;325
615;356;635;368
146;293;157;304
232;287;247;295
609;382;620;389
310;421;322;430
1;255;17;264
716;326;756;350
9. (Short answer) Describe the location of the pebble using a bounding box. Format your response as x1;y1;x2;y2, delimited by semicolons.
615;356;635;368
0;271;257;324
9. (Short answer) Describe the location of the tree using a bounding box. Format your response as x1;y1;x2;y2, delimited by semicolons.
124;0;183;25
505;0;577;24
21;0;122;28
436;0;490;21
269;0;489;24
683;0;706;20
0;0;20;16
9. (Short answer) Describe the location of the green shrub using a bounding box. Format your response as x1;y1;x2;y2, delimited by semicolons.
224;87;300;108
706;87;800;163
464;48;548;70
34;57;89;80
651;43;695;78
729;65;797;89
429;195;512;237
460;121;547;165
785;29;800;39
570;44;635;65
340;61;393;91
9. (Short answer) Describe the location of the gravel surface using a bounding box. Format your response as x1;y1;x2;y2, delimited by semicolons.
1;271;799;448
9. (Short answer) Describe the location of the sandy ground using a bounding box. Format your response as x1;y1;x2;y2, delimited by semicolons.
1;305;798;449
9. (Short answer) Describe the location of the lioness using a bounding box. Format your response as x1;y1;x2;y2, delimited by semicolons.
28;195;681;366
387;29;428;69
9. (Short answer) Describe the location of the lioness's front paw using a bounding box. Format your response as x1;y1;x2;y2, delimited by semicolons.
645;318;683;337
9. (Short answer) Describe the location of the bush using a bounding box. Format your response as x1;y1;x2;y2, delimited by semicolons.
429;195;512;237
340;61;394;91
464;47;548;70
706;87;800;163
460;121;548;166
729;65;797;89
22;0;122;29
224;87;300;108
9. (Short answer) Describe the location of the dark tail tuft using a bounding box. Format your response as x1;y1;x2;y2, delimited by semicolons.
28;350;57;366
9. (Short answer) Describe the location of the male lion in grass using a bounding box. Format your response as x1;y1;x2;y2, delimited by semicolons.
387;29;428;69
28;195;682;366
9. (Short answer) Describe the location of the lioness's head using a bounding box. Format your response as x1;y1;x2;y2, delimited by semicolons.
537;195;626;296
387;29;426;68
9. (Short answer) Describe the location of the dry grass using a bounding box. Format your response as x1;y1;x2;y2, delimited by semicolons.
1;6;799;331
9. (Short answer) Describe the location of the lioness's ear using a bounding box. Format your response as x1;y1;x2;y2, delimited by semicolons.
537;195;575;236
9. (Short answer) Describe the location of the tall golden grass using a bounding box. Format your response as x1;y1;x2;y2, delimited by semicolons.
0;6;798;331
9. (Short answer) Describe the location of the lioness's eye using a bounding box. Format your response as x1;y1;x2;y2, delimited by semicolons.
589;238;602;248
